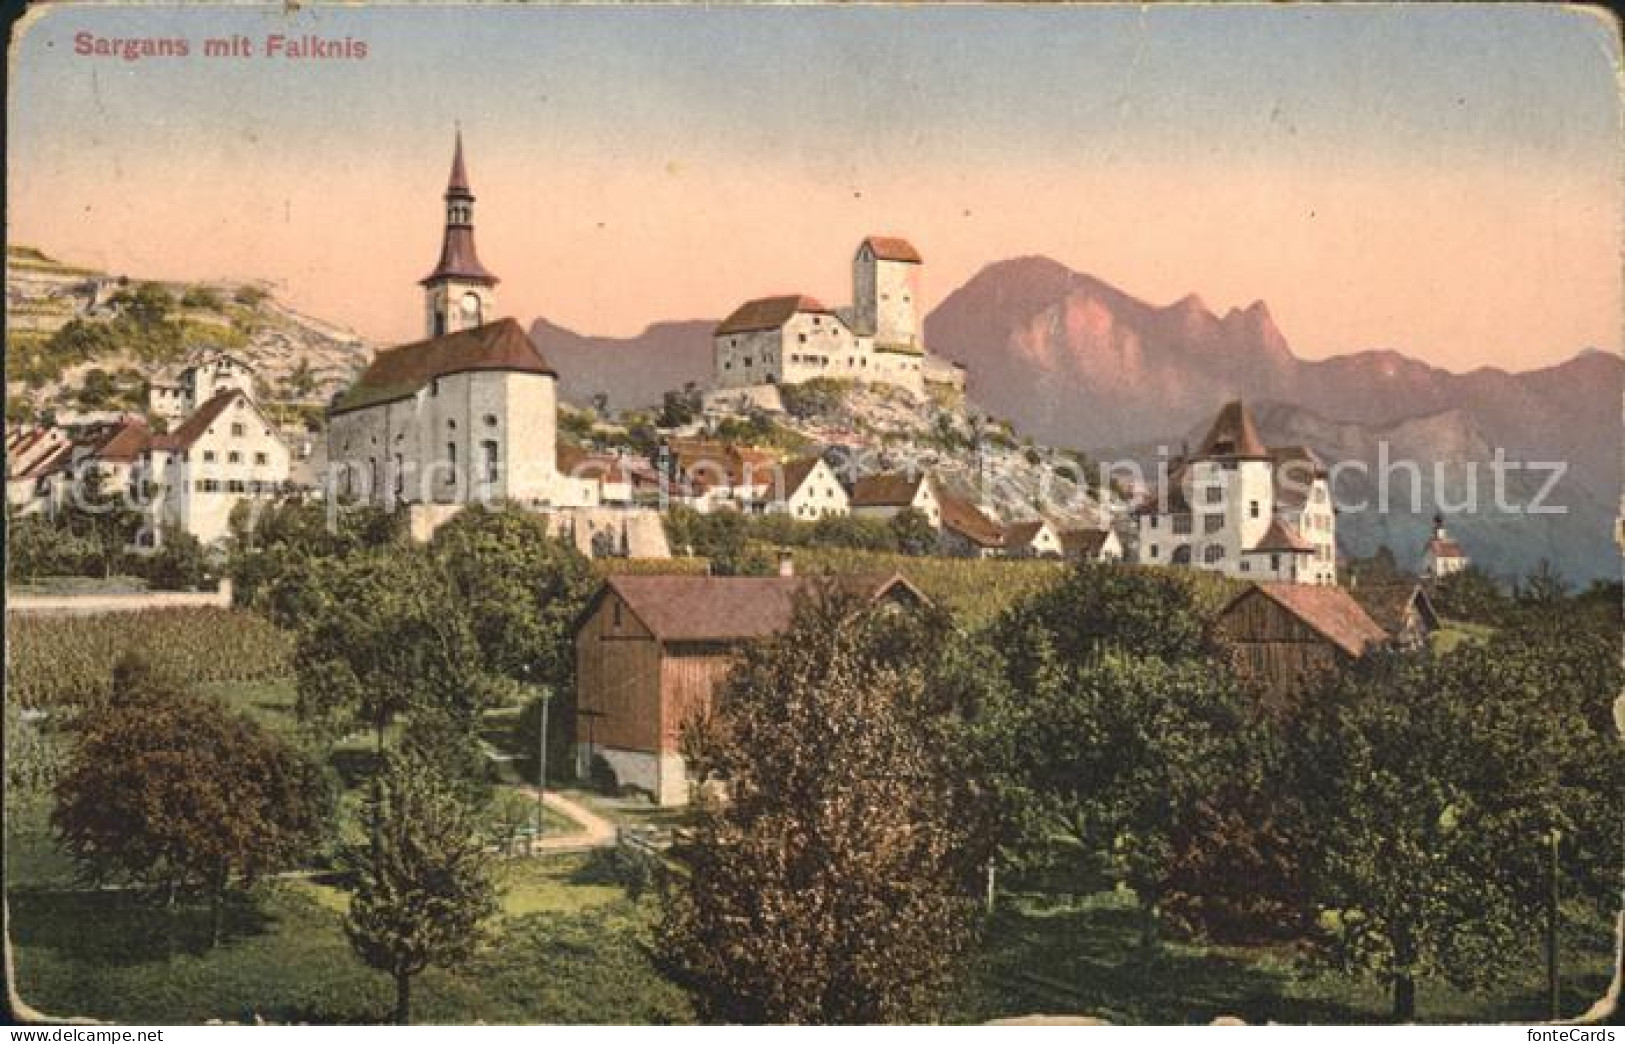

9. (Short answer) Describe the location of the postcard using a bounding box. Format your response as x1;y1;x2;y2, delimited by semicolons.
5;1;1622;1029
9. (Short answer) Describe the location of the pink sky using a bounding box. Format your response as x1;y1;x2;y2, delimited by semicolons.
8;4;1620;371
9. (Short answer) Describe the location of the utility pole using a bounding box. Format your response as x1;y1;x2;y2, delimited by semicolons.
1548;827;1561;1021
536;685;551;844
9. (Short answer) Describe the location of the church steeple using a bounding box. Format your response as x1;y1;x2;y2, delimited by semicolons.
422;129;498;338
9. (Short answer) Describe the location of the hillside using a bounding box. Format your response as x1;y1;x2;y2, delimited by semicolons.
6;245;373;424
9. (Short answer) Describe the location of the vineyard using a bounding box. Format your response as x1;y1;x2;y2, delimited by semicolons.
6;608;294;709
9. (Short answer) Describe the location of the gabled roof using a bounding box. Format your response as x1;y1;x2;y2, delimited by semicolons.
937;492;1005;548
1425;537;1466;559
779;456;827;495
1060;527;1115;557
714;295;832;336
1001;519;1053;550
1248;518;1315;554
1223;583;1388;658
849;471;930;508
594;572;927;642
87;417;151;462
1350;582;1440;637
860;236;923;263
330;319;552;416
158;390;263;451
1195;400;1270;460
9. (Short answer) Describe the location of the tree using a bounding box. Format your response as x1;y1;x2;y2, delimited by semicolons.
137;528;210;590
1288;637;1623;1021
658;383;704;428
984;646;1262;952
344;751;500;1024
888;507;938;556
59;466;146;578
1431;564;1507;625
292;548;488;762
53;655;331;944
661;590;980;1024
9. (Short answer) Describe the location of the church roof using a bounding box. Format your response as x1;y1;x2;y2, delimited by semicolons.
1425;536;1466;559
595;572;926;642
861;236;923;263
1195;400;1270;460
330;319;555;416
446;129;472;197
714;295;832;336
421;227;498;286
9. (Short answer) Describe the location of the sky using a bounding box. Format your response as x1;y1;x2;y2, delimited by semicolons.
8;2;1621;372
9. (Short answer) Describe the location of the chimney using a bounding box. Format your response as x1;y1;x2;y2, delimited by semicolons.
777;549;795;578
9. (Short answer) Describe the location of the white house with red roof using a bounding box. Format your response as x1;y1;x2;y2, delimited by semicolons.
1136;400;1337;585
1419;514;1469;579
141;389;294;544
711;237;966;398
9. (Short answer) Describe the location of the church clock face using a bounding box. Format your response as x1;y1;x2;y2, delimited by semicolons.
460;292;482;322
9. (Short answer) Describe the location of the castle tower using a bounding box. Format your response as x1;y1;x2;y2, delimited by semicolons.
852;236;923;351
421;129;499;338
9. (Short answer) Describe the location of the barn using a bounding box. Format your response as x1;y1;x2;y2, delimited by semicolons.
573;569;928;805
1215;582;1388;707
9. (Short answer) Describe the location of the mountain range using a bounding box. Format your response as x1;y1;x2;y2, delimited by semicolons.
540;255;1619;584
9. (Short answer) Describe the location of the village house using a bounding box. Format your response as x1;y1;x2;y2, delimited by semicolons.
937;491;1006;558
1059;526;1124;563
5;425;73;513
1215;582;1387;707
1001;518;1065;559
325;135;594;514
147;350;256;420
1349;581;1440;650
1419;514;1469;580
744;455;849;520
1136;401;1338;585
139;389;295;545
573;567;929;804
848;471;941;528
711;237;965;399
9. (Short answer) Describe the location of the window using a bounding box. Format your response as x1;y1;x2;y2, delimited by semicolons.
394;454;404;496
1148;544;1159;558
743;357;753;367
431;378;439;397
203;450;216;463
1270;553;1281;571
228;451;241;464
254;452;268;466
1249;500;1260;518
482;441;499;483
231;423;244;437
1173;515;1192;535
1204;486;1223;504
227;479;246;493
447;442;457;482
484;414;498;427
1240;560;1251;572
1203;544;1224;564
798;334;808;344
1203;514;1223;534
612;600;623;628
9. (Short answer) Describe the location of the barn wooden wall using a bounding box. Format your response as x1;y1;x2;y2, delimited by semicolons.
575;591;664;752
1217;591;1347;707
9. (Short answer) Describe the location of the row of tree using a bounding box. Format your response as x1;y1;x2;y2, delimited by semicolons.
662;564;1622;1022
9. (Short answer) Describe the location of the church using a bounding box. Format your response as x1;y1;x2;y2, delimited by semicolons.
326;133;591;512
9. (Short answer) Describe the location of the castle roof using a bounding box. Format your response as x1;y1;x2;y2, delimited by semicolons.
714;295;832;336
861;236;923;263
1248;518;1315;554
330;319;554;416
595;572;926;643
1195;400;1270;460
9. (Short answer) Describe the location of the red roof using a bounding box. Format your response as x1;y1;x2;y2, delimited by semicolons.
421;131;497;286
331;319;554;415
1059;527;1114;557
598;572;926;642
88;418;151;462
937;492;1005;548
160;390;259;451
1196;400;1270;460
714;295;832;336
861;236;923;263
849;471;932;508
1224;583;1388;658
1426;537;1466;559
1002;519;1050;550
1249;518;1315;554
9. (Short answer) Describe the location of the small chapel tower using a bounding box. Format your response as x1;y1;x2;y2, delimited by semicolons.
421;129;499;338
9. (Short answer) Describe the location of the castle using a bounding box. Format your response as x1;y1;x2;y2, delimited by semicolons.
711;237;965;398
1135;400;1338;586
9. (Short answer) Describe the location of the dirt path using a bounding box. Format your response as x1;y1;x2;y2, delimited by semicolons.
515;787;617;854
